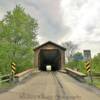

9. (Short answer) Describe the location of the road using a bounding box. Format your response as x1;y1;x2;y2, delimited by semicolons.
0;71;100;100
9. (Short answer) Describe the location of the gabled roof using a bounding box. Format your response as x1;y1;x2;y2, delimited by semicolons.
34;41;66;51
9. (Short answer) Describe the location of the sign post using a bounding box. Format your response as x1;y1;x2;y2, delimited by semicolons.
11;62;16;81
83;50;93;84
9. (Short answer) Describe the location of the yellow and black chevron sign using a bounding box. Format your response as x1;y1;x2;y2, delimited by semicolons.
85;61;91;73
11;62;16;74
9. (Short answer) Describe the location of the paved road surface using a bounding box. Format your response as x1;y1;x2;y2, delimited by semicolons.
0;72;100;100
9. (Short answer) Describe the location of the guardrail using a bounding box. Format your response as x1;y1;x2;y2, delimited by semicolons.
65;68;86;82
15;68;34;82
0;74;11;83
0;69;35;83
92;73;100;76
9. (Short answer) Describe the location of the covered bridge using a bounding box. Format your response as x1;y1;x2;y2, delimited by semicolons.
34;41;66;71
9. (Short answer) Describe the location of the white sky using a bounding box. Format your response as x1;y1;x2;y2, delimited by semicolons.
0;0;100;56
60;0;100;56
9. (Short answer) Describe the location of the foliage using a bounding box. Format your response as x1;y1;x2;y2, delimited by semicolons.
0;5;38;74
65;60;86;73
73;52;83;61
65;52;100;74
92;53;100;73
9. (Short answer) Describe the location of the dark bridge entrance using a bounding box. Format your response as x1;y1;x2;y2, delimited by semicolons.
39;49;61;71
34;41;66;71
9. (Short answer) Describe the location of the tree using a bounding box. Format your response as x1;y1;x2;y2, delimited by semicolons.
62;41;78;62
73;52;83;61
0;5;38;74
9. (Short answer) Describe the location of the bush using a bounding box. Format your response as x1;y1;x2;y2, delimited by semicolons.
65;61;86;73
92;53;100;73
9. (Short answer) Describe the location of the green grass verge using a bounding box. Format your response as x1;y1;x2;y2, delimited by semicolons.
86;77;100;89
93;77;100;88
0;82;15;91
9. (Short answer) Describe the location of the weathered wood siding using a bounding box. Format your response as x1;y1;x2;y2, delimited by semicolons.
34;42;65;70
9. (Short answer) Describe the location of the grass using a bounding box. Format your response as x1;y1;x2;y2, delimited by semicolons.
86;76;100;89
93;77;100;88
0;82;16;93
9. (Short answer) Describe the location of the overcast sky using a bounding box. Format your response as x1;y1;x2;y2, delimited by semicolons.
0;0;100;56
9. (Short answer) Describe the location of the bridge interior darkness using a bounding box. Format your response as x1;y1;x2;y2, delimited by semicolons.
39;49;61;71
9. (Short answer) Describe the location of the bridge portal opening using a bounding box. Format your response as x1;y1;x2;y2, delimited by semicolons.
39;49;61;71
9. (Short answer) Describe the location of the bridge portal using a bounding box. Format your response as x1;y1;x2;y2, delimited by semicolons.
34;41;66;71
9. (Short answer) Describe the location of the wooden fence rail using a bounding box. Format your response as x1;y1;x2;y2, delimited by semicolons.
65;68;86;82
0;74;11;83
0;68;34;84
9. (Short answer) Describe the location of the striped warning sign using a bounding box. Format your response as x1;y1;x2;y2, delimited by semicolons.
11;62;16;74
85;61;91;73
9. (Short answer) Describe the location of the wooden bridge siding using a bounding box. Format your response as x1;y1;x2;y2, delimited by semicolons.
34;43;65;70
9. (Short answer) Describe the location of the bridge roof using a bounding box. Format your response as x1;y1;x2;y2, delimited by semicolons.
34;41;66;51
